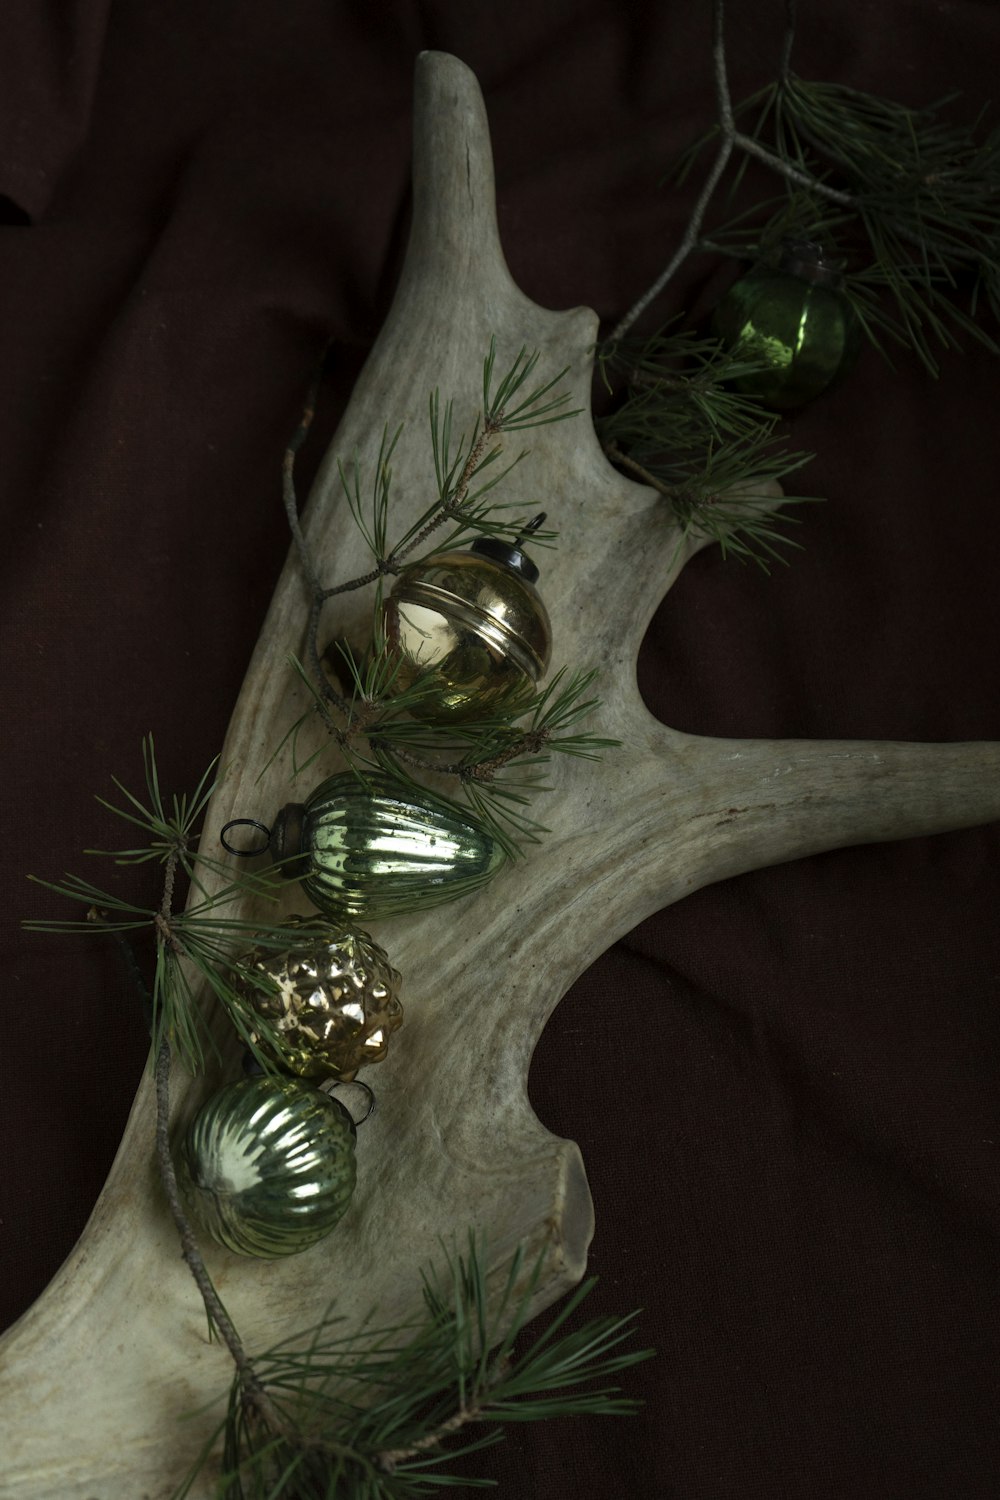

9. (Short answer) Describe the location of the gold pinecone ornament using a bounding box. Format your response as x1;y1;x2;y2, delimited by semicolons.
237;916;403;1081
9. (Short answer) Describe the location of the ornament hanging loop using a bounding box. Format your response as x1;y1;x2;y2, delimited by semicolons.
323;1077;377;1127
513;511;546;547
220;819;272;857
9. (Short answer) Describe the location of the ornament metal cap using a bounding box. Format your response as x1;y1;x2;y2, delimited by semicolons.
777;237;843;288
270;802;310;878
380;512;552;721
469;511;547;584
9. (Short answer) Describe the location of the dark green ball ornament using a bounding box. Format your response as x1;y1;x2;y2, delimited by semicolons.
179;1075;357;1258
711;239;861;410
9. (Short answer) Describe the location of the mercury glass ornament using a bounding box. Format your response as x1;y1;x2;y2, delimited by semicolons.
180;1075;357;1259
711;239;861;410
238;915;402;1080
264;771;506;920
380;515;552;722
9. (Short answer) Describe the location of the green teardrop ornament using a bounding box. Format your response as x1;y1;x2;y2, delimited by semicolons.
270;772;506;921
180;1076;357;1258
711;240;861;410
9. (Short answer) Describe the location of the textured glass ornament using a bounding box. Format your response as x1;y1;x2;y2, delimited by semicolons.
266;772;506;920
238;915;403;1080
711;240;861;410
180;1076;357;1258
379;518;552;722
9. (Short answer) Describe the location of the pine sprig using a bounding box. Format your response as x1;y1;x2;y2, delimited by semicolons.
768;73;1000;373
602;2;999;568
24;740;341;1076
331;339;568;586
177;1236;650;1500
274;340;612;860
663;45;1000;376
281;654;616;861
597;327;816;568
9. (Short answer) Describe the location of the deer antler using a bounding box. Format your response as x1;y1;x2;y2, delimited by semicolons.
1;51;996;1500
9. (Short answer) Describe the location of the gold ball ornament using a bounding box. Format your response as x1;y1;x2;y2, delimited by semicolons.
379;515;553;722
237;916;402;1081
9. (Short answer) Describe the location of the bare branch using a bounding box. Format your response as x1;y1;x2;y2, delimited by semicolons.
608;0;735;343
153;1039;283;1430
609;0;852;343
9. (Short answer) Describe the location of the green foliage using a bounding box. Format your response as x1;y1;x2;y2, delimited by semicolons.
689;73;1000;375
601;24;1000;566
292;341;613;859
779;76;1000;371
24;739;339;1076
597;327;816;567
276;657;616;863
337;340;570;569
175;1237;651;1500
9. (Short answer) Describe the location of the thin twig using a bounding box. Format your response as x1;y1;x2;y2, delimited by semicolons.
376;1356;514;1471
283;363;326;594
609;0;856;344
153;1040;283;1429
375;1404;483;1471
160;847;179;925
601;441;674;498
466;729;548;780
150;849;284;1430
696;236;754;260
153;846;188;958
731;130;855;206
368;724;549;781
319;561;393;600
608;0;734;343
780;0;797;86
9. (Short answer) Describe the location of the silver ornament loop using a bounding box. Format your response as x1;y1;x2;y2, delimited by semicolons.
220;818;272;856
323;1077;376;1126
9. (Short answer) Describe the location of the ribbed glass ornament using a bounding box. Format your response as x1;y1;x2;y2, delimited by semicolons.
180;1076;357;1258
270;773;507;920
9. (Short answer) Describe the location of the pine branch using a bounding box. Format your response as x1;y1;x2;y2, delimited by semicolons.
597;328;816;569
611;0;1000;373
154;1038;281;1433
82;903;283;1451
188;1237;651;1499
271;340;608;859
292;338;569;747
610;1;857;345
24;740;343;1076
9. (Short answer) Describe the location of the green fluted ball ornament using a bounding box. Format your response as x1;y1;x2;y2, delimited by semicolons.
179;1075;357;1258
223;771;506;921
711;239;861;410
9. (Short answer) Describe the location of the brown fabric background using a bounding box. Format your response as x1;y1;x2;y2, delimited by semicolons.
2;3;999;1496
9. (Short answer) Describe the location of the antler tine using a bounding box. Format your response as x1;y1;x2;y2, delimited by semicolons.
569;730;1000;945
